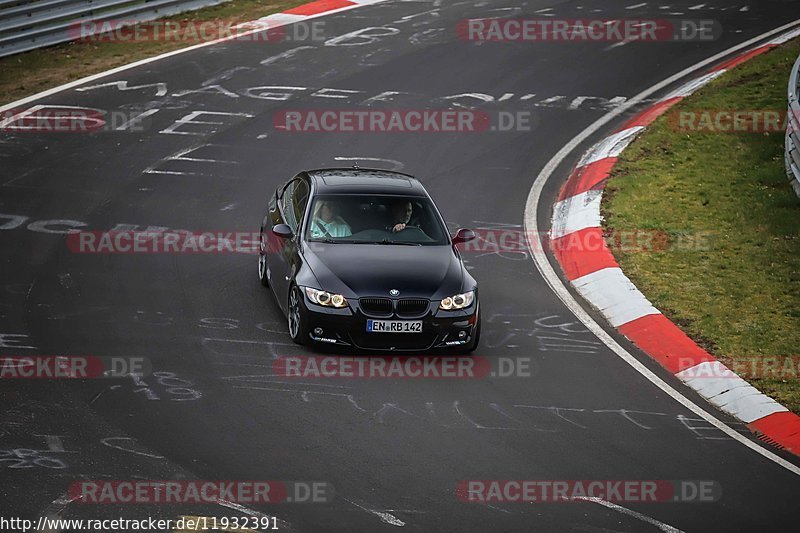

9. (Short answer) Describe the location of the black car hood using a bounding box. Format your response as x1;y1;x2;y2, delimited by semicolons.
301;243;464;299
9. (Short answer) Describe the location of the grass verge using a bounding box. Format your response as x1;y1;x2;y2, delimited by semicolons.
0;0;310;106
603;38;800;414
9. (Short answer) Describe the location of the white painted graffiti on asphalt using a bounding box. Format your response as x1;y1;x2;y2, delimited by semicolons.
75;80;630;112
228;384;733;440
0;213;256;254
0;333;37;349
0;435;73;470
123;371;202;401
0;448;68;469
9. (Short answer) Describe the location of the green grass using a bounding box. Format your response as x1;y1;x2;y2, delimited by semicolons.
603;38;800;413
0;0;310;105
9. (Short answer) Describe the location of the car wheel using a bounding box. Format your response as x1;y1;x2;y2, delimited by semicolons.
288;285;309;345
258;231;269;287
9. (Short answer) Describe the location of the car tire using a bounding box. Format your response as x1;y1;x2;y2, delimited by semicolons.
288;285;309;345
258;231;269;288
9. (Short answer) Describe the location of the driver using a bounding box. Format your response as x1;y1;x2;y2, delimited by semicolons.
387;200;414;233
310;199;352;238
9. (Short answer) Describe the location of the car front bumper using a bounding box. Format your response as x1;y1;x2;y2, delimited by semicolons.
299;296;479;351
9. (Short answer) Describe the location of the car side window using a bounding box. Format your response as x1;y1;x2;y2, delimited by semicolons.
292;180;310;230
281;180;297;230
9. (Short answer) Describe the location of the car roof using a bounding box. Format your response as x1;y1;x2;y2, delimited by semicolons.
305;168;429;196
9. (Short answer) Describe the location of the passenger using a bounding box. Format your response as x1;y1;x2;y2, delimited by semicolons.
310;199;352;238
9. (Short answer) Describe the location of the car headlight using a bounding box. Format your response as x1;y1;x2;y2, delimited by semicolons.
439;290;475;310
304;287;348;308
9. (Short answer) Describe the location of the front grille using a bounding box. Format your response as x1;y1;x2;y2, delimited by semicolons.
351;332;437;351
396;298;430;317
360;297;393;316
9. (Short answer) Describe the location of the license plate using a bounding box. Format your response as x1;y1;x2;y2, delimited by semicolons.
367;320;422;333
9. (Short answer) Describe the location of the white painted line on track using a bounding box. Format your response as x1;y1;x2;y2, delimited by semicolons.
100;436;166;459
574;497;684;533
217;498;295;531
604;39;634;51
35;493;81;533
0;107;38;129
344;497;406;526
114;108;160;131
524;19;800;477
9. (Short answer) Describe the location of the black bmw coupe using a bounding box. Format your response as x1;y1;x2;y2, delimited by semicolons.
258;167;480;352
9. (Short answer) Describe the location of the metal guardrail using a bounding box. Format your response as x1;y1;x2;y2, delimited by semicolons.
0;0;230;57
786;53;800;198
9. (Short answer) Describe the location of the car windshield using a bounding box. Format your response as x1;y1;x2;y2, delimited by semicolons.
305;194;449;245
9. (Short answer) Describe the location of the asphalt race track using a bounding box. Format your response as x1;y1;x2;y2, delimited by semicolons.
2;0;800;531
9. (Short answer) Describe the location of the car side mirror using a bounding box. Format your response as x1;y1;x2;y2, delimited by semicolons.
272;224;294;239
452;228;476;245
